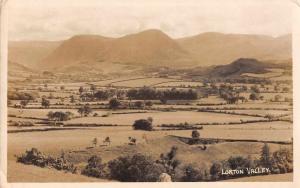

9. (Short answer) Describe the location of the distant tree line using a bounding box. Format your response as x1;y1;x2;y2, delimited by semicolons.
127;87;198;100
8;91;38;100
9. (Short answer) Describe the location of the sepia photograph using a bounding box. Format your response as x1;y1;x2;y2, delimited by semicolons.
1;0;298;184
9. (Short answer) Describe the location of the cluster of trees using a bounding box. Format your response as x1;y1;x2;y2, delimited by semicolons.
210;143;293;180
132;117;153;131
17;148;77;173
82;144;292;182
78;104;93;117
79;86;126;101
18;143;293;182
83;146;180;182
8;91;38;100
218;85;244;104
127;87;198;100
47;111;74;122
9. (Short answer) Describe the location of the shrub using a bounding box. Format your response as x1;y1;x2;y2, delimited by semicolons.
210;162;223;180
109;98;121;109
17;148;77;173
132;119;153;131
78;104;93;117
8;121;34;127
181;164;204;182
191;130;200;139
108;153;165;182
249;92;260;100
47;111;74;121
227;156;253;176
270;148;293;173
134;101;144;108
145;101;153;107
8;91;38;100
81;155;107;178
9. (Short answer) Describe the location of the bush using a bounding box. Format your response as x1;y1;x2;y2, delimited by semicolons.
270;148;293;173
8;121;34;127
249;92;260;100
145;101;153;107
109;98;121;109
210;162;223;180
8;91;38;100
17;148;77;173
181;164;205;182
108;153;165;182
134;101;144;108
191;130;200;139
47;111;74;121
132;119;153;131
82;155;107;178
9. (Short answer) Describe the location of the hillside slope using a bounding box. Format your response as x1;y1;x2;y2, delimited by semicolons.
177;33;291;66
8;41;62;69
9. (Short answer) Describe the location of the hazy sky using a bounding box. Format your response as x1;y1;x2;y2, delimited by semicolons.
8;0;292;41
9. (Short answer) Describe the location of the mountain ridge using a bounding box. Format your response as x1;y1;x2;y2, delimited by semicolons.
9;29;292;72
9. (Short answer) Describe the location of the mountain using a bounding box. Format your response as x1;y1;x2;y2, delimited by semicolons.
8;41;62;69
40;29;194;71
177;32;291;66
8;30;292;72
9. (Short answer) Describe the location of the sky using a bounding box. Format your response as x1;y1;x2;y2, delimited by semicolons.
7;0;293;41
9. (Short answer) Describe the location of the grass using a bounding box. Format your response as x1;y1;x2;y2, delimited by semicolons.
64;111;265;126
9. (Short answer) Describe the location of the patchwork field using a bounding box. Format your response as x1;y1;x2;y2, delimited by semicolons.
7;74;293;182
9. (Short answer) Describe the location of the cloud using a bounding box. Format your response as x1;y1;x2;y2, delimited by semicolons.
7;0;292;41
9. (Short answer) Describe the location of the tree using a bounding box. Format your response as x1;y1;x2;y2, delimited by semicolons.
250;85;260;93
210;162;223;180
249;92;259;101
47;111;74;122
94;90;109;100
191;130;200;139
134;101;144;108
282;87;290;93
90;85;96;94
181;164;204;182
108;153;165;182
145;101;153;107
20;100;29;108
41;98;50;108
79;86;84;95
260;143;272;169
157;146;181;178
92;138;98;147
81;155;106;178
109;98;121;109
274;95;282;102
78;104;93;117
70;95;75;103
132;119;153;131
